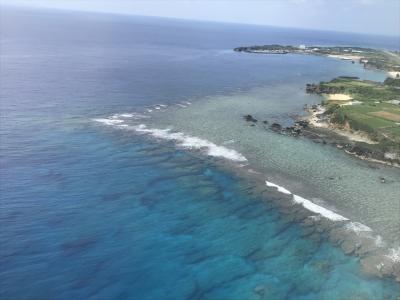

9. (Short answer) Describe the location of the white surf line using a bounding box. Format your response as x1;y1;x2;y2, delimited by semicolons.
92;118;125;126
111;113;150;120
266;181;292;194
134;124;247;162
111;113;134;118
93;119;247;163
292;194;348;222
265;180;348;221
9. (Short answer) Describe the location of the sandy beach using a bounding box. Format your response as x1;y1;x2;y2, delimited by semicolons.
325;93;353;101
327;54;363;60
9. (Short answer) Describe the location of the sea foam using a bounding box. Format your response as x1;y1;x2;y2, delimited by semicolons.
93;119;247;162
345;222;373;234
111;113;150;120
292;194;348;221
134;124;247;162
93;118;125;126
265;180;348;221
265;181;292;194
135;124;247;161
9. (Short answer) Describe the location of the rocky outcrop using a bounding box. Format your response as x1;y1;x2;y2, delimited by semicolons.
243;115;258;123
269;120;309;136
270;123;282;132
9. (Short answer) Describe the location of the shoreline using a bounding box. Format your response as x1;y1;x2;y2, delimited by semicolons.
234;45;400;75
247;108;400;169
299;104;400;168
236;44;400;168
300;104;400;168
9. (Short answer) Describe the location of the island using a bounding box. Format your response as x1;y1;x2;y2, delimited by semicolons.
234;44;400;75
236;45;400;166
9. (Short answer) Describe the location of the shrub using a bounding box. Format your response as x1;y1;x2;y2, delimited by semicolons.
331;110;346;124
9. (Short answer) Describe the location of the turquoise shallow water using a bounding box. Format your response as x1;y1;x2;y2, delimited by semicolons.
1;123;399;299
145;78;400;246
1;7;400;299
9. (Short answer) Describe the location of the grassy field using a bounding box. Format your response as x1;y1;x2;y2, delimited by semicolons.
319;78;400;152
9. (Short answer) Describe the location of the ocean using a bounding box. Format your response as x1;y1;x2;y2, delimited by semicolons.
1;7;400;299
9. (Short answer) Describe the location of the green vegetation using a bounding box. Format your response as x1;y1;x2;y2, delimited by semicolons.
237;44;400;161
384;77;400;86
319;77;400;102
313;47;400;72
235;45;400;72
317;77;400;155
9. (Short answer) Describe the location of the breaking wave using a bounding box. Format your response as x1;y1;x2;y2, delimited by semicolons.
345;222;373;234
92;117;247;162
265;180;348;221
92;118;125;126
134;124;247;162
265;181;291;194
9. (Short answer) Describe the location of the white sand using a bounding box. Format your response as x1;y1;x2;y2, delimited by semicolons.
388;71;400;78
327;54;362;60
325;94;353;101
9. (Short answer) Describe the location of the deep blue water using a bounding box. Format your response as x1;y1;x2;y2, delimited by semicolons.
1;7;400;300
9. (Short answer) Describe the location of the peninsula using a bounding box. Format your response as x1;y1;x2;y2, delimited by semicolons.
236;45;400;166
305;76;400;165
234;44;400;75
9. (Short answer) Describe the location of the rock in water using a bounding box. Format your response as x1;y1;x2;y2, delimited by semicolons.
270;123;282;132
243;114;258;122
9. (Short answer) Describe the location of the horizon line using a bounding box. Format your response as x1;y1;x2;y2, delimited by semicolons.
2;3;400;39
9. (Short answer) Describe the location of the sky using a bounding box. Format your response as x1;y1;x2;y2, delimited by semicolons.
1;0;400;36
